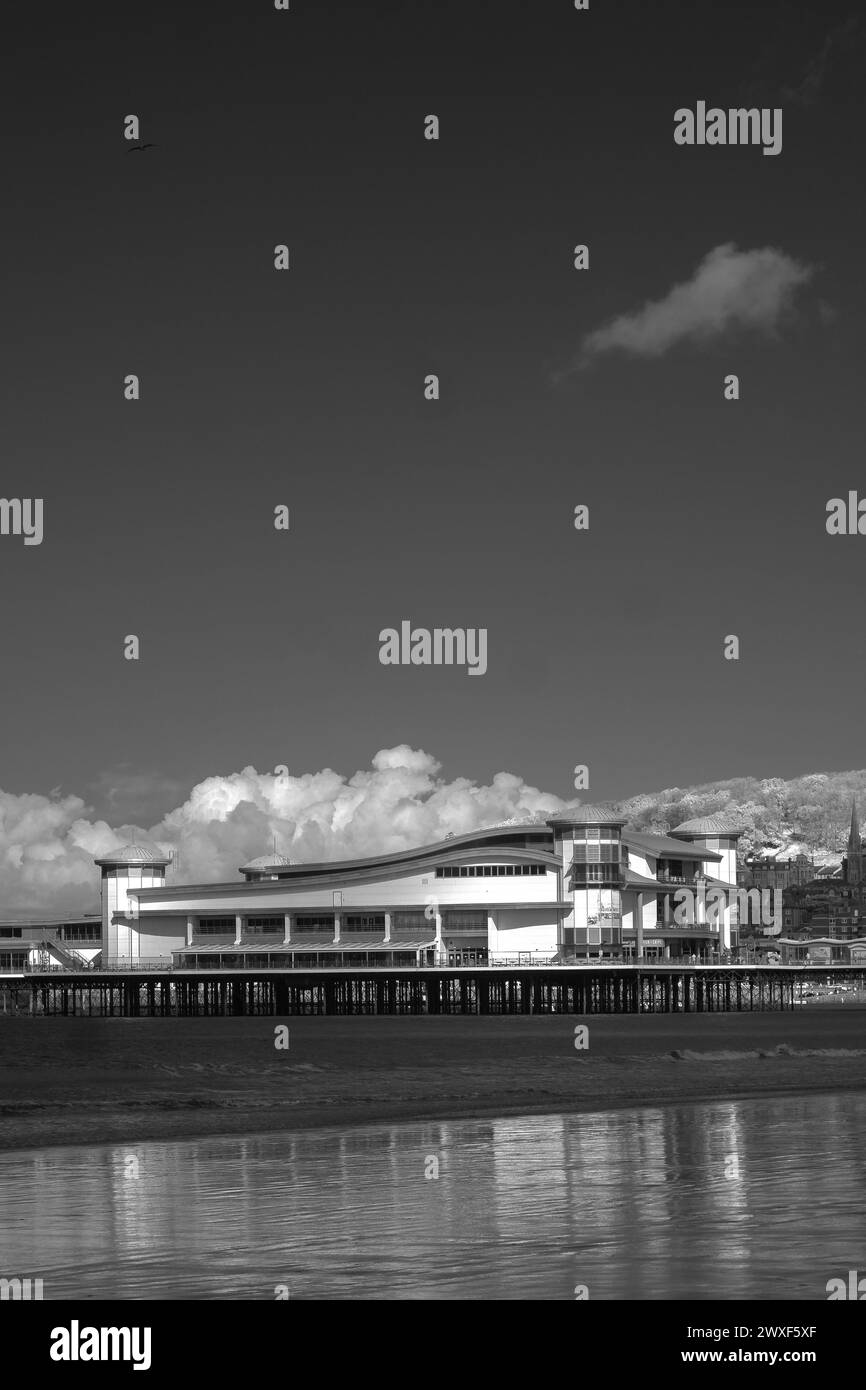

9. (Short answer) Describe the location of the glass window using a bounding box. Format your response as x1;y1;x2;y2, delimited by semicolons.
392;912;428;932
345;915;385;932
295;916;335;932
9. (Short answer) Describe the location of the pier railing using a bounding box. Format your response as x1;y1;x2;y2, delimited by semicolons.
1;959;861;976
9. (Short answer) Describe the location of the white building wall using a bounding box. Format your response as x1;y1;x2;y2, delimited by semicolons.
701;837;737;885
489;909;559;955
135;918;186;959
627;851;653;877
623;891;663;938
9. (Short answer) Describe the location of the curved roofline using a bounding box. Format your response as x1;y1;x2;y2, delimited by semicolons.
135;832;560;901
238;824;554;879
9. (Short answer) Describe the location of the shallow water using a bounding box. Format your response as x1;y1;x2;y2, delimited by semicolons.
1;1093;864;1299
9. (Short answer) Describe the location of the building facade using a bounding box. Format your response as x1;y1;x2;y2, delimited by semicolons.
91;806;743;968
0;806;750;973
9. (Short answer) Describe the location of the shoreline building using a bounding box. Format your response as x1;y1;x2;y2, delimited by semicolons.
782;800;866;942
95;806;742;968
0;807;747;973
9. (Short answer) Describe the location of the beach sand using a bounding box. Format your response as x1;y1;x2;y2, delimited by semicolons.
2;1009;866;1152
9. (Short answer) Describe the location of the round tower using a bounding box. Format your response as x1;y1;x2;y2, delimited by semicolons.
93;844;171;965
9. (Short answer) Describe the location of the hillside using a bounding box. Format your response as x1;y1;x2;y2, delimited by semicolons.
614;770;866;858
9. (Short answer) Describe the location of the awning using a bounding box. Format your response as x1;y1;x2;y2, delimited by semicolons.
180;938;436;955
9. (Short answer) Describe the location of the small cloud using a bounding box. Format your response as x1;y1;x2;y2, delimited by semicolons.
782;14;864;107
574;243;814;367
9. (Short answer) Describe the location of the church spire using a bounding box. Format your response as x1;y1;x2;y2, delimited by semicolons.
849;798;861;855
846;799;863;886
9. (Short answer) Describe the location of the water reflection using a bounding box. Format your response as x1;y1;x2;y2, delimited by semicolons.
1;1093;864;1300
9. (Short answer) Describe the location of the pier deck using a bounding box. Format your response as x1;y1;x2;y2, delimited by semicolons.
3;965;863;1016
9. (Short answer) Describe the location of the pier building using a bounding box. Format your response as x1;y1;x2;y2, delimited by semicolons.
88;807;744;968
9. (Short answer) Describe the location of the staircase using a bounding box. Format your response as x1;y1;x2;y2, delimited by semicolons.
41;937;88;971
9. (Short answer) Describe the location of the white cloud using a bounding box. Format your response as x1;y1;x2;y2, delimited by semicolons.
0;748;568;913
579;243;814;363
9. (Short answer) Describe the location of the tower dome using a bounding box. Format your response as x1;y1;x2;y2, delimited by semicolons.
240;852;295;873
94;843;171;868
547;804;626;827
240;851;296;881
669;814;743;838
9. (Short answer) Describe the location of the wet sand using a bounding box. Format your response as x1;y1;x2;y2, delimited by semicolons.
2;1010;866;1152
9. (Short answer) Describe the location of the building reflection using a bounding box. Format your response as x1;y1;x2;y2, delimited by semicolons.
2;1092;866;1299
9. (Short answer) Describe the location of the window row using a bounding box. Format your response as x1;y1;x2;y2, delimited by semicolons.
435;865;546;878
102;868;164;878
197;917;237;935
566;927;622;945
195;909;486;935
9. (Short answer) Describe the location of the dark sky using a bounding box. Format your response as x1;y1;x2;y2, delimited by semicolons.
2;0;864;823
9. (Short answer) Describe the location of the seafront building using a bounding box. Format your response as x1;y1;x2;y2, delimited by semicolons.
0;806;748;971
781;802;866;944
